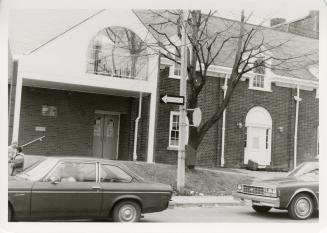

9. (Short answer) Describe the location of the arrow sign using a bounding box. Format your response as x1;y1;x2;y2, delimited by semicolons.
160;94;185;105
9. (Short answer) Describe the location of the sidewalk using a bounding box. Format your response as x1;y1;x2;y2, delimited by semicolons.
169;195;244;208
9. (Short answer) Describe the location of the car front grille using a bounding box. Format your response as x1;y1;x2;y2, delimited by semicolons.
242;185;264;196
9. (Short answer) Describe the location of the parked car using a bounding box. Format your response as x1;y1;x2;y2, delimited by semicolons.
8;156;173;222
233;160;319;220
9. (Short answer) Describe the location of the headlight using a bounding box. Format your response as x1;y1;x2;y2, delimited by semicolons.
237;184;243;191
264;187;277;197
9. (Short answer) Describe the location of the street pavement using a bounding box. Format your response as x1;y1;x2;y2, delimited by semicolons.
141;205;318;223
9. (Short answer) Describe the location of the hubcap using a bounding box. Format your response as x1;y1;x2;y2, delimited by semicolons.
119;204;136;222
295;197;311;218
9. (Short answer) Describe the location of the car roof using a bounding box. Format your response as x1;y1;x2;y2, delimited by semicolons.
46;156;124;164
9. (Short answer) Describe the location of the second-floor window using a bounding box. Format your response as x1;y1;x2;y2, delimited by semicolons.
249;59;270;91
87;26;148;80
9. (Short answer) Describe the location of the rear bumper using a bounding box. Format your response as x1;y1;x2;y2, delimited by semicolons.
232;191;280;208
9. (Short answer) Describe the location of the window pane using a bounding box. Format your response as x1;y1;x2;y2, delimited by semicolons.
48;162;96;182
100;164;132;183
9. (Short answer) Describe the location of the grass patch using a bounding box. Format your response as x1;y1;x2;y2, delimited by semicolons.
121;161;252;196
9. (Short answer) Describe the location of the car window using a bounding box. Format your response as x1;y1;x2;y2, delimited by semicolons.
100;164;132;183
46;162;96;182
288;161;319;177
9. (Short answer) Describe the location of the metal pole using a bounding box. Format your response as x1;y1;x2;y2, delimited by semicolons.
293;85;301;168
220;75;228;167
177;11;188;193
133;92;143;161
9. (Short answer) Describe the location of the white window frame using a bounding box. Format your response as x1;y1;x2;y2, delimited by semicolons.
248;56;272;92
168;111;180;149
167;111;189;150
169;62;182;79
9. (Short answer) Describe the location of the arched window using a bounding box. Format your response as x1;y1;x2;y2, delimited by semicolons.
86;27;148;80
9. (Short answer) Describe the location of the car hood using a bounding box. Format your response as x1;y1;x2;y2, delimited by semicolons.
251;175;317;187
251;177;298;187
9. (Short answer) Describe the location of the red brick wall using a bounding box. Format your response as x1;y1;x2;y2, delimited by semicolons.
224;82;296;169
18;86;149;160
156;69;319;169
297;89;319;164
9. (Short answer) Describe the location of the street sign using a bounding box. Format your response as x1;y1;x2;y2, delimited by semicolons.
160;94;185;105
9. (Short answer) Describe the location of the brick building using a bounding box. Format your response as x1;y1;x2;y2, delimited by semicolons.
8;10;319;171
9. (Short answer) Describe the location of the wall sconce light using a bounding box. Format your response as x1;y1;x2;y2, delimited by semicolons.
237;122;243;129
278;126;284;133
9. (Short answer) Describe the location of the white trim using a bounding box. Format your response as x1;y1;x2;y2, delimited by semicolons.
12;66;23;143
168;111;180;149
146;91;157;163
161;57;318;89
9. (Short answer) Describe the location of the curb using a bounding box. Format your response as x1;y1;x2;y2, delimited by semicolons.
168;201;245;208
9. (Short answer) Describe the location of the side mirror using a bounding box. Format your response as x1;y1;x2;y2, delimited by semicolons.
49;176;60;184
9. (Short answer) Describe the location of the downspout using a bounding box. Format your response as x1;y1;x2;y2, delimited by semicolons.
133;92;142;161
220;75;228;167
293;85;301;168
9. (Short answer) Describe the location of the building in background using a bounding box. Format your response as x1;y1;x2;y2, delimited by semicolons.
8;9;319;171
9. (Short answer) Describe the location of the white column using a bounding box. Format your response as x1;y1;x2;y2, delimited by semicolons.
12;59;23;143
220;75;228;167
293;85;302;168
146;90;157;163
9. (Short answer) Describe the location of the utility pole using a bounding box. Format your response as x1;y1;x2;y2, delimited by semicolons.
177;10;188;193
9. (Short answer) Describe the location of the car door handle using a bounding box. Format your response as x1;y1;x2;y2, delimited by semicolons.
92;186;101;190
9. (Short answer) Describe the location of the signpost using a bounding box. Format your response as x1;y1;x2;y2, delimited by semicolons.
160;94;185;105
177;11;188;194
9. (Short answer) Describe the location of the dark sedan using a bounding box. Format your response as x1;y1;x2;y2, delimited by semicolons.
8;156;173;222
233;160;319;220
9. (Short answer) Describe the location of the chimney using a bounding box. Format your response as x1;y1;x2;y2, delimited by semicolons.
270;18;286;27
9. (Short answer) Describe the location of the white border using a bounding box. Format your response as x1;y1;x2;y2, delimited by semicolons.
1;1;326;233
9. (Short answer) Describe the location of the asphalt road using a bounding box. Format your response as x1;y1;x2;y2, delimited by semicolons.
141;206;319;223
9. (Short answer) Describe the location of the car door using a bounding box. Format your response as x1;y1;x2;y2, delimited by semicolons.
30;161;102;219
98;164;138;215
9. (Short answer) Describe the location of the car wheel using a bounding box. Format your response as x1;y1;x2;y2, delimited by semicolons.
112;201;141;222
288;194;313;220
252;205;272;213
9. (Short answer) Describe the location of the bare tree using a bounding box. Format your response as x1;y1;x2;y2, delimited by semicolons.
142;10;317;168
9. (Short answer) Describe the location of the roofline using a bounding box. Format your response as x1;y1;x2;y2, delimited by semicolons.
26;9;106;55
271;14;310;28
203;12;319;41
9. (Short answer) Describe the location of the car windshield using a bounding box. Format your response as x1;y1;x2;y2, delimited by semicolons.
16;158;58;181
288;161;319;177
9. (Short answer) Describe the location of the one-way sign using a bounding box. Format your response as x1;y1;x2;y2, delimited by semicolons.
160;94;185;105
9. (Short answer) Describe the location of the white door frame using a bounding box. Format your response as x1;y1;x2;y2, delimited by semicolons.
94;110;120;160
244;106;272;166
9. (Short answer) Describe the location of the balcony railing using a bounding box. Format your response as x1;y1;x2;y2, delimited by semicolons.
86;46;148;81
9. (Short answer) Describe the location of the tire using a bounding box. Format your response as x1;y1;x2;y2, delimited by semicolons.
112;200;141;222
252;205;272;213
288;194;314;220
